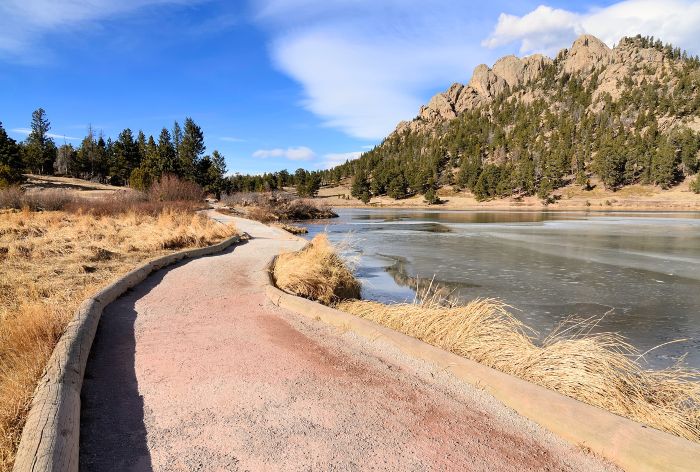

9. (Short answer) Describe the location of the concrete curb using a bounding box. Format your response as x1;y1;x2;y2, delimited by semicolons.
13;234;241;472
265;266;700;472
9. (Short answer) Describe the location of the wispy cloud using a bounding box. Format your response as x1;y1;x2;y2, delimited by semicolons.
252;146;315;161
484;1;700;56
11;127;80;141
320;151;362;169
0;0;205;60
253;0;493;140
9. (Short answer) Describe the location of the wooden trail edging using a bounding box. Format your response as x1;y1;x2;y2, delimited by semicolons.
266;264;700;472
12;235;241;472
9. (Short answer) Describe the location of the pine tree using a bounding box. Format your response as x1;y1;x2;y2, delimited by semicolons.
157;128;178;175
207;150;227;198
77;126;97;179
110;129;139;185
172;121;183;161
0;122;24;186
651;136;679;188
22;108;57;175
179;117;205;180
351;171;371;203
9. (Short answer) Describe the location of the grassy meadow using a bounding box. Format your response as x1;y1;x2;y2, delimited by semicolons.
0;183;236;470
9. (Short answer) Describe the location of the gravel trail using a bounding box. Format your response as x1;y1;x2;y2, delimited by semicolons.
80;214;616;471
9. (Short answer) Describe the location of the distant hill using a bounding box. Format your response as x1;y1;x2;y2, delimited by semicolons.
319;34;700;203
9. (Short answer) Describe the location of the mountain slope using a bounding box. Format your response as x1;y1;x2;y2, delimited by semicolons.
321;34;700;203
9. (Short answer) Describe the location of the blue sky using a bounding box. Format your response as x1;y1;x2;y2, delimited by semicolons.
2;0;700;175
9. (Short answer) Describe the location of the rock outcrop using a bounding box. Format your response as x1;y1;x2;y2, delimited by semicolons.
394;33;680;136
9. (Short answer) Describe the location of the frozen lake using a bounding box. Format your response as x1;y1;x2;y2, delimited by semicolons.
302;209;700;370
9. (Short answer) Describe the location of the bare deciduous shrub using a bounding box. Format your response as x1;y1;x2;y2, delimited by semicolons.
148;174;203;202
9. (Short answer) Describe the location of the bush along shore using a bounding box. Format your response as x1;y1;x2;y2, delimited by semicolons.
220;192;337;223
272;234;700;443
0;178;237;471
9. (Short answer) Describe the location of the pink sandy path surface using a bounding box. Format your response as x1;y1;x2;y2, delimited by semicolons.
79;215;615;471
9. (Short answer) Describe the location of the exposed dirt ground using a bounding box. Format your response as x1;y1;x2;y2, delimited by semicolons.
315;178;700;211
80;214;617;471
22;174;129;198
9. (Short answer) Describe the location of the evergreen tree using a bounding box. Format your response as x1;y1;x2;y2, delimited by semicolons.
351;171;371;203
387;172;408;199
0;122;23;186
76;126;97;179
110;129;139;185
22;108;57;175
179;117;205;180
157;128;178;175
172;121;183;161
206;150;227;198
651;136;679;188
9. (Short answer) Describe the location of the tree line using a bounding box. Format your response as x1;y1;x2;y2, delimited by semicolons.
0;109;228;197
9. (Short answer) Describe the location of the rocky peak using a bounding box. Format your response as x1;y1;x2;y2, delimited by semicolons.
396;33;681;136
560;34;614;74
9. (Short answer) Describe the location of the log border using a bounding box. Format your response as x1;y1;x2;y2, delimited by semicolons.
266;258;700;472
13;234;241;472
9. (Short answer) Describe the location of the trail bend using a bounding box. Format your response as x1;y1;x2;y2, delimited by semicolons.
80;213;614;471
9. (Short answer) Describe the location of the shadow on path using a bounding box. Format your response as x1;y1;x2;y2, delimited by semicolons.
79;243;244;471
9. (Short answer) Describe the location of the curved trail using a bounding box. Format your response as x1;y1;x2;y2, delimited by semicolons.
80;213;614;471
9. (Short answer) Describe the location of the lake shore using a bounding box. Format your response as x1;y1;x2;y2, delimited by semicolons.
314;179;700;212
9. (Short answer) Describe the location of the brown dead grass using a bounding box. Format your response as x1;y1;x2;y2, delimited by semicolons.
272;234;360;305
273;236;700;443
0;208;237;471
338;297;700;443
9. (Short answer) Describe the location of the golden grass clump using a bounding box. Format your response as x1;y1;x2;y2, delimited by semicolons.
338;297;700;442
273;234;360;305
0;208;236;471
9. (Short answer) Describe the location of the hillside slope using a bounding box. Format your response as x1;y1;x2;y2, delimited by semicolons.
320;35;700;204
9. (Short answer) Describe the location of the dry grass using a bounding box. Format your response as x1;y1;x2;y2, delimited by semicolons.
222;192;337;222
272;234;360;305
338;296;700;442
270;234;700;441
0;208;237;471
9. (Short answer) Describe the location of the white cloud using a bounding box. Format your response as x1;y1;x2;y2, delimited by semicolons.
484;1;700;56
11;127;79;140
253;0;492;140
320;151;362;169
252;146;315;161
0;0;203;59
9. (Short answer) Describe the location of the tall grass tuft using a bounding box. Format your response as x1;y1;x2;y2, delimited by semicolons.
272;234;360;305
338;297;700;442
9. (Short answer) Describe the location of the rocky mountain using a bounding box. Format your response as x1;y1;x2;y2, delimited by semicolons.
321;34;700;202
397;35;700;136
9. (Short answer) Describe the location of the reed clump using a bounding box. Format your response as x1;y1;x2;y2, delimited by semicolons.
272;234;360;305
0;208;236;471
338;297;700;442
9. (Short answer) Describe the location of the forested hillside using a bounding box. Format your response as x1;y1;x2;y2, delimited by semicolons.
321;35;700;202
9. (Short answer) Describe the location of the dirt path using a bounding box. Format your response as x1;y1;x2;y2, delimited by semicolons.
80;213;615;471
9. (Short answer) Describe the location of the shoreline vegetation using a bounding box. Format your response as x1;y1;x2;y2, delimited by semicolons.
310;179;700;212
220;192;337;223
0;179;237;471
272;234;700;443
